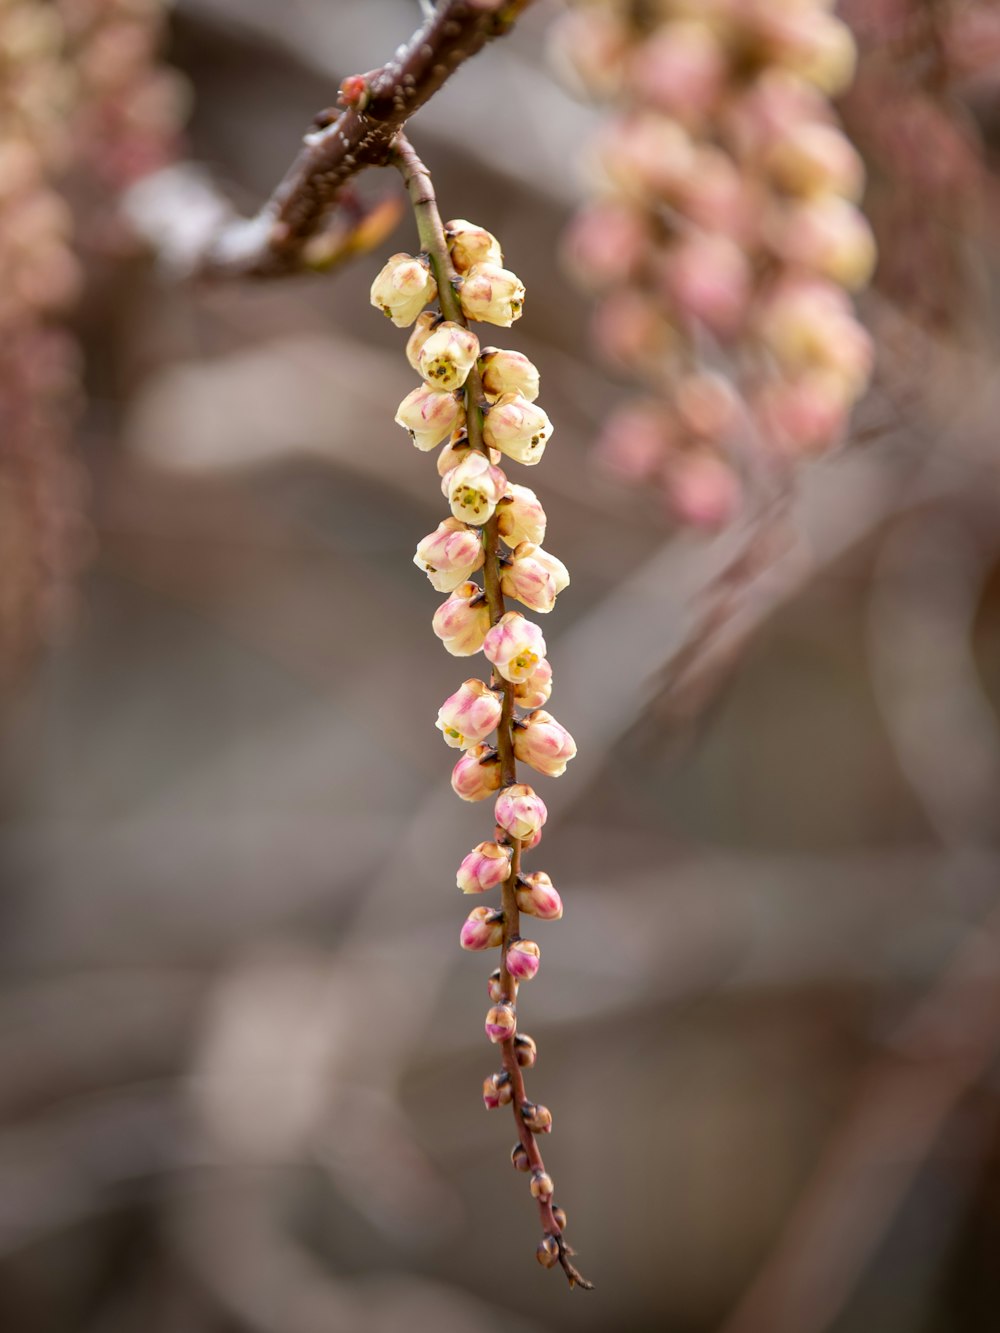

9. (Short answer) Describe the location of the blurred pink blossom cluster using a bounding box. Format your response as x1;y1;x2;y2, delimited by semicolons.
552;0;876;529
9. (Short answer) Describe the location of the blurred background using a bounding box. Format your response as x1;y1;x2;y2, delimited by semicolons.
3;1;1000;1330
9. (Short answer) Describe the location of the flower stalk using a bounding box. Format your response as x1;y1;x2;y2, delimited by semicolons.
386;133;590;1289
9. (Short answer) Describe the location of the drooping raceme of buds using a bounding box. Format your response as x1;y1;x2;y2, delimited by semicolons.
437;678;503;750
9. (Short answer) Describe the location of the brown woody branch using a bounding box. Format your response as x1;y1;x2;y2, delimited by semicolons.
195;0;533;278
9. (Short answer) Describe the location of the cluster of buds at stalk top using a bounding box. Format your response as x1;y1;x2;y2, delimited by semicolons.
370;159;587;1285
551;0;875;529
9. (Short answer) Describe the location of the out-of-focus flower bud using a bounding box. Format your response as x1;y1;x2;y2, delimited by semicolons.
501;543;570;614
777;195;876;291
459;262;525;327
660;231;751;336
552;1205;568;1231
516;871;563;921
395;384;465;451
548;7;630;99
521;1101;552;1133
513;658;553;712
417;320;480;391
511;1142;531;1172
561;200;649;292
663;448;742;531
592;288;678;375
530;1169;554;1199
536;1236;560;1269
756;278;873;391
370;252;437;327
405;310;440;372
595;400;670;483
513;709;577;777
438;679;503;750
496;484;547;547
451;745;502;802
595;113;696;201
432;582;491;656
414;517;484;592
630;21;727;123
445;218;503;274
483;393;554;465
442;451;508;526
675;371;740;441
762;122;864;200
513;1032;537;1068
761;9;857;97
461;905;504;951
496;784;548;840
507;938;541;981
483;612;547;684
479;348;540;403
754;371;852;456
485;1002;517;1043
458;840;513;894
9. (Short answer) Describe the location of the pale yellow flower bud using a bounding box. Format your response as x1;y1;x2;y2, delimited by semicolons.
459;262;525;327
417;321;480;391
445;218;503;274
479;348;540;403
370;252;437;328
497;484;547;547
395;384;465;451
501;543;570;614
442;452;508;527
483;394;553;466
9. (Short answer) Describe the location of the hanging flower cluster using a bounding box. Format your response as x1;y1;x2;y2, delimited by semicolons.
370;145;588;1285
552;0;875;529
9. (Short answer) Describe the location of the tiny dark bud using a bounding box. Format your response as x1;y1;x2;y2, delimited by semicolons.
513;1032;537;1067
530;1169;554;1199
552;1205;568;1231
521;1101;552;1133
511;1143;530;1172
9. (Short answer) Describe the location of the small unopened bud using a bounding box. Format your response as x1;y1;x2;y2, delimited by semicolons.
483;393;553;466
437;433;473;477
405;310;440;372
438;679;503;750
777;196;876;291
496;483;547;547
507;938;541;981
763;122;864;201
530;1169;554;1200
442;452;508;526
458;840;513;893
536;1235;560;1269
414;517;484;593
485;1002;517;1043
461;905;504;951
511;1142;531;1172
370;252;437;327
495;784;548;840
483;1070;513;1108
513;659;553;712
521;1101;552;1133
488;967;508;1003
446;218;503;274
501;543;570;615
479;348;540;402
451;745;503;802
459;262;525;327
513;709;577;778
552;1205;568;1231
516;871;563;921
482;1074;502;1110
513;1032;537;1068
561;199;648;291
629;20;726;123
432;582;491;657
661;231;751;336
417;321;480;391
395;384;465;451
483;612;547;684
664;448;741;532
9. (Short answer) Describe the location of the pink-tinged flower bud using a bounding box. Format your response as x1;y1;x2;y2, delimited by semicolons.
776;196;877;291
445;218;503;274
485;1002;516;1043
592;289;678;377
459;262;525;327
663;448;742;531
530;1169;554;1200
479;348;540;403
519;824;544;852
483;1070;513;1108
458;840;513;894
762;122;864;201
756;279;873;391
762;10;857;96
552;1205;568;1231
511;1142;531;1172
483;612;547;684
516;871;563;921
513;1032;537;1068
395;384;465;451
370;252;437;328
594;113;696;201
629;21;726;123
461;905;504;951
482;1075;502;1110
513;709;577;778
496;484;547;547
442;452;508;526
753;372;852;457
438;679;503;750
513;658;553;712
675;372;740;441
595;400;670;483
414;517;484;593
495;784;548;840
405;310;441;372
548;8;630;99
432;582;491;657
561;200;649;292
520;1101;552;1133
417;320;480;391
507;938;541;981
501;543;570;615
483;393;553;465
536;1236;560;1269
451;745;502;802
660;232;751;337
